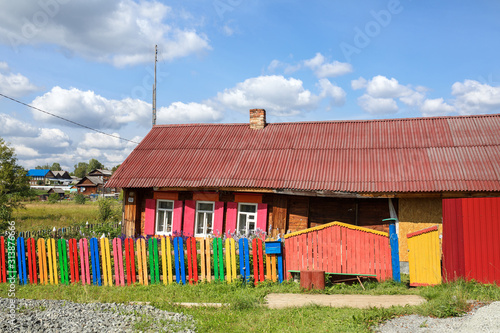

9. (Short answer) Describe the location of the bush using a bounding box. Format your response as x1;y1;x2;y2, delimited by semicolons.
97;198;120;222
74;193;86;204
48;193;60;203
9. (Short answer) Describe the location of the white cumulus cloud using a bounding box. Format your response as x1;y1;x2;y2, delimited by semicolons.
358;94;398;114
451;80;500;114
304;53;353;78
0;0;210;67
31;86;151;129
0;62;39;97
157;102;223;124
214;75;321;116
420;98;455;117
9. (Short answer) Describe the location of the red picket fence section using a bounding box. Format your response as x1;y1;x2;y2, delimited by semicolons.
0;237;5;284
443;197;500;284
284;222;392;281
252;238;265;285
26;238;37;284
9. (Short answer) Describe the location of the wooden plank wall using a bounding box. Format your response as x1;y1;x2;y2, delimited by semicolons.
288;197;309;232
272;195;288;237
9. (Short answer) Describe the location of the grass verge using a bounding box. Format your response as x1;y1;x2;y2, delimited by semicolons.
1;279;499;332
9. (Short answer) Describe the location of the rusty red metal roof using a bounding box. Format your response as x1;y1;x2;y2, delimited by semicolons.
107;113;500;193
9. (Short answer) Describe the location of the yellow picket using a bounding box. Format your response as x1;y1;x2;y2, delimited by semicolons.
100;238;109;286
199;238;211;282
105;238;112;286
161;237;173;285
37;238;48;285
47;239;58;285
200;238;206;282
231;239;236;280
161;237;167;285
141;239;148;285
136;239;143;285
225;239;231;282
100;238;113;286
265;254;271;281
225;238;237;282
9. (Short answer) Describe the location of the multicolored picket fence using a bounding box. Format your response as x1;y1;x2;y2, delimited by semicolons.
0;235;284;286
284;222;393;281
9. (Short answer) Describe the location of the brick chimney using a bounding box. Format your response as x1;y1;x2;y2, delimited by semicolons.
249;109;266;129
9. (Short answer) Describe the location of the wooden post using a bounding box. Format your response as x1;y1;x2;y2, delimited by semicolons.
388;222;401;282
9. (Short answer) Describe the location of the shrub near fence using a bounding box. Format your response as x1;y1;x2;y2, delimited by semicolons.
0;235;283;287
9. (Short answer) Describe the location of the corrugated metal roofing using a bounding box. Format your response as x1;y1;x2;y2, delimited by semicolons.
27;169;51;177
106;113;500;193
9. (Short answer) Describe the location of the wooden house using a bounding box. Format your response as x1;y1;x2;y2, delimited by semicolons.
47;188;65;199
27;169;55;185
107;110;500;262
75;176;104;195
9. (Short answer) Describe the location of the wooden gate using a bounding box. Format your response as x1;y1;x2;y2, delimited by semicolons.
407;225;441;286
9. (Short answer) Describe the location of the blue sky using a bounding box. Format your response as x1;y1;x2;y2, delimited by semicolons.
1;0;499;171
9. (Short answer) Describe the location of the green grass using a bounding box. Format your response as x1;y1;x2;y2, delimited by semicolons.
12;201;121;231
2;279;499;332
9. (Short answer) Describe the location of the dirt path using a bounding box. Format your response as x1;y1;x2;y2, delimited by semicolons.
264;293;426;309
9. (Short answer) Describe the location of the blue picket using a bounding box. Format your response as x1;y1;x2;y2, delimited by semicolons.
389;224;401;282
16;237;27;285
173;237;186;284
277;238;283;283
89;238;102;286
238;238;250;282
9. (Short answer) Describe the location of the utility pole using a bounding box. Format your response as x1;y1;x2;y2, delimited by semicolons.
152;44;157;127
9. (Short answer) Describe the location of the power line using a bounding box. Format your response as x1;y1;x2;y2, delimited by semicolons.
0;93;140;145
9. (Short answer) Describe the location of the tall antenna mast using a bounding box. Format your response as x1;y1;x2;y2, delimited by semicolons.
152;44;157;126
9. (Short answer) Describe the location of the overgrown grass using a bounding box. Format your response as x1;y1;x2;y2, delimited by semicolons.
2;279;499;332
12;200;121;231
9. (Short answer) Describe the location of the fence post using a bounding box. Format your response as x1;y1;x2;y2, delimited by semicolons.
385;218;401;282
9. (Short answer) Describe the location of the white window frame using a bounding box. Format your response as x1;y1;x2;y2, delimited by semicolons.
194;201;215;237
237;202;258;235
156;199;174;235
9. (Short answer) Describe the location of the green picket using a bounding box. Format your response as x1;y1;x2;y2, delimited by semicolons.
148;239;155;284
57;239;68;285
148;238;160;284
212;238;224;282
7;237;16;282
153;238;159;283
213;239;219;281
218;238;224;281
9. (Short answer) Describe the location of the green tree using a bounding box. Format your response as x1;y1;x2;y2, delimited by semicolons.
0;138;30;222
48;193;59;203
111;164;121;173
35;164;50;170
87;158;104;173
73;162;88;178
50;162;62;171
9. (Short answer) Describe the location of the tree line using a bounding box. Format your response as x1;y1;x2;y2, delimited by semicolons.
35;159;120;178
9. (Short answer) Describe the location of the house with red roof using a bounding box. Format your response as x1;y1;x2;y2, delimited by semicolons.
107;109;500;262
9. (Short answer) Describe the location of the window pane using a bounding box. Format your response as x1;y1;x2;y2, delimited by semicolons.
166;211;172;233
157;211;165;232
240;204;257;213
206;213;213;233
197;212;204;234
159;201;173;210
238;214;247;234
248;221;255;233
198;202;214;211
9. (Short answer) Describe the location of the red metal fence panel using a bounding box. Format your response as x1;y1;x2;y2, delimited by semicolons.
443;197;500;284
284;222;392;281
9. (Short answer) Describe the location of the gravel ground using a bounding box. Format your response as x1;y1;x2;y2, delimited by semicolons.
374;301;500;333
0;298;196;332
